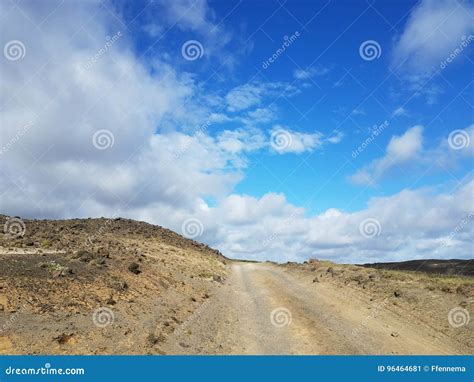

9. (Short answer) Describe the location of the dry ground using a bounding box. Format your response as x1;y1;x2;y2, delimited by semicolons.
0;215;472;354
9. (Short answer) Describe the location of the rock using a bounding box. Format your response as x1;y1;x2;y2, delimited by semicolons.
312;277;319;283
391;331;399;337
212;275;224;284
128;262;141;275
75;250;94;263
51;266;72;278
393;290;402;298
93;257;106;265
54;333;74;345
110;278;128;291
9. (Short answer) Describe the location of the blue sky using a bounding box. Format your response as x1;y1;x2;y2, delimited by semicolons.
116;0;474;213
1;0;473;263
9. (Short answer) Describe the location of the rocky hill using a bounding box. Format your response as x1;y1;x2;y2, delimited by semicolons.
0;215;227;354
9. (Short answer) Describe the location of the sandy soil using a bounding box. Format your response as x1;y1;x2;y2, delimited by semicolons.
163;262;473;355
0;215;472;355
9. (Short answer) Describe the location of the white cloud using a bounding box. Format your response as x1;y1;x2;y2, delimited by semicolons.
216;128;266;155
350;126;424;185
350;124;474;186
268;126;343;155
225;82;299;112
245;107;277;124
204;181;474;263
147;0;232;62
351;108;366;116
391;0;474;74
293;66;330;80
434;124;474;166
1;0;472;266
327;130;344;144
269;126;323;154
392;107;408;117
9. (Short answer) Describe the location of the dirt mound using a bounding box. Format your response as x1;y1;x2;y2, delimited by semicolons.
0;215;227;354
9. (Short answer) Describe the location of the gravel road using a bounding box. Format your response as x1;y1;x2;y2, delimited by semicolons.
163;262;464;354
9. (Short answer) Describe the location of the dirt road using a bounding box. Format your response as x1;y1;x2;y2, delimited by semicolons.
162;262;467;355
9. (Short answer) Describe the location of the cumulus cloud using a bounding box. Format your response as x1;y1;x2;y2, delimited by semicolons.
204;181;474;263
144;0;232;62
433;124;474;166
391;0;474;74
216;128;266;155
1;0;472;265
350;126;424;185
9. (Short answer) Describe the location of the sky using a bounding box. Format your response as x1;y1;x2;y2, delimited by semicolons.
0;0;473;263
